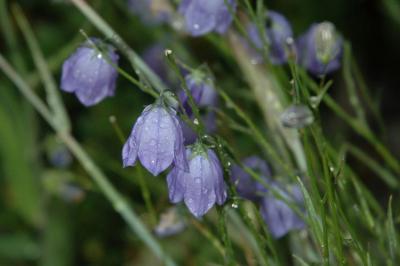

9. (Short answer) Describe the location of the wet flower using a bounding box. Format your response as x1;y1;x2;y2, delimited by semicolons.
280;104;314;129
178;72;218;144
248;10;294;64
297;22;343;76
231;156;271;201
122;103;188;176
128;0;172;24
61;38;119;106
179;0;236;37
167;144;227;217
260;183;305;238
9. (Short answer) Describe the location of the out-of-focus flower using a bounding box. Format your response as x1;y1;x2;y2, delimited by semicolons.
45;136;73;168
178;72;218;144
128;0;172;24
122;103;188;176
167;144;227;217
142;44;169;82
61;38;119;106
280;104;314;129
179;0;236;37
248;10;294;64
231;156;271;201
297;22;343;76
260;183;305;238
179;73;218;112
154;207;186;237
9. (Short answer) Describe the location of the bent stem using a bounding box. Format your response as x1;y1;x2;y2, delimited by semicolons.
0;53;176;266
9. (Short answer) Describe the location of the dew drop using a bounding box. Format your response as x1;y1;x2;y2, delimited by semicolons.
231;203;238;209
193;23;200;30
193;118;199;125
97;53;102;59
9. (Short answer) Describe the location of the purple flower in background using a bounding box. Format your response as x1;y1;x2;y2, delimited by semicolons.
167;145;227;217
61;39;119;106
179;73;218;115
142;44;169;82
128;0;172;24
179;0;236;37
122;104;188;176
260;183;305;238
231;156;271;201
178;72;219;144
248;10;294;64
297;21;343;76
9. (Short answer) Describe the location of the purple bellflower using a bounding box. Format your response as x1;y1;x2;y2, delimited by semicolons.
122;103;188;176
178;72;218;144
248;10;294;65
297;21;343;76
260;183;305;238
61;39;119;106
231;156;271;201
179;0;236;37
167;144;227;217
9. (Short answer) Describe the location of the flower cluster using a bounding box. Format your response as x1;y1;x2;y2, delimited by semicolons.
246;10;343;75
231;156;305;238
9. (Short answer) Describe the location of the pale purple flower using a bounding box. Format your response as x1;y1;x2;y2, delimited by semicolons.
61;39;119;106
248;10;294;64
260;183;305;238
178;72;218;144
179;0;236;36
167;146;227;217
231;156;271;201
122;104;188;176
297;22;343;76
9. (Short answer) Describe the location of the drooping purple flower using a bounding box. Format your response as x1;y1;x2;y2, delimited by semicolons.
179;0;236;37
61;39;119;106
122;104;188;176
178;72;219;144
260;183;305;238
231;156;271;201
128;0;172;24
297;22;343;76
167;145;227;217
180;73;218;111
248;10;294;65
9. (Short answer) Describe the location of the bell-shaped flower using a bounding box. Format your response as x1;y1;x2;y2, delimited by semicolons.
167;145;227;217
260;183;305;238
297;22;343;76
61;38;119;106
248;10;294;64
230;156;271;201
179;0;236;37
122;103;188;176
178;72;218;144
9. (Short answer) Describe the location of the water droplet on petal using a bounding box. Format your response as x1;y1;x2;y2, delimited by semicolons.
193;24;199;30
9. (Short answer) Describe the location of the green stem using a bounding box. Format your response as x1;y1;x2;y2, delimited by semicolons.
0;53;176;266
70;0;167;94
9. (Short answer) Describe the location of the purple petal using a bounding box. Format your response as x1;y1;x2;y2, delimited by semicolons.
137;106;177;176
184;154;216;217
172;115;189;172
208;150;227;205
183;0;220;36
167;167;185;203
215;0;236;34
